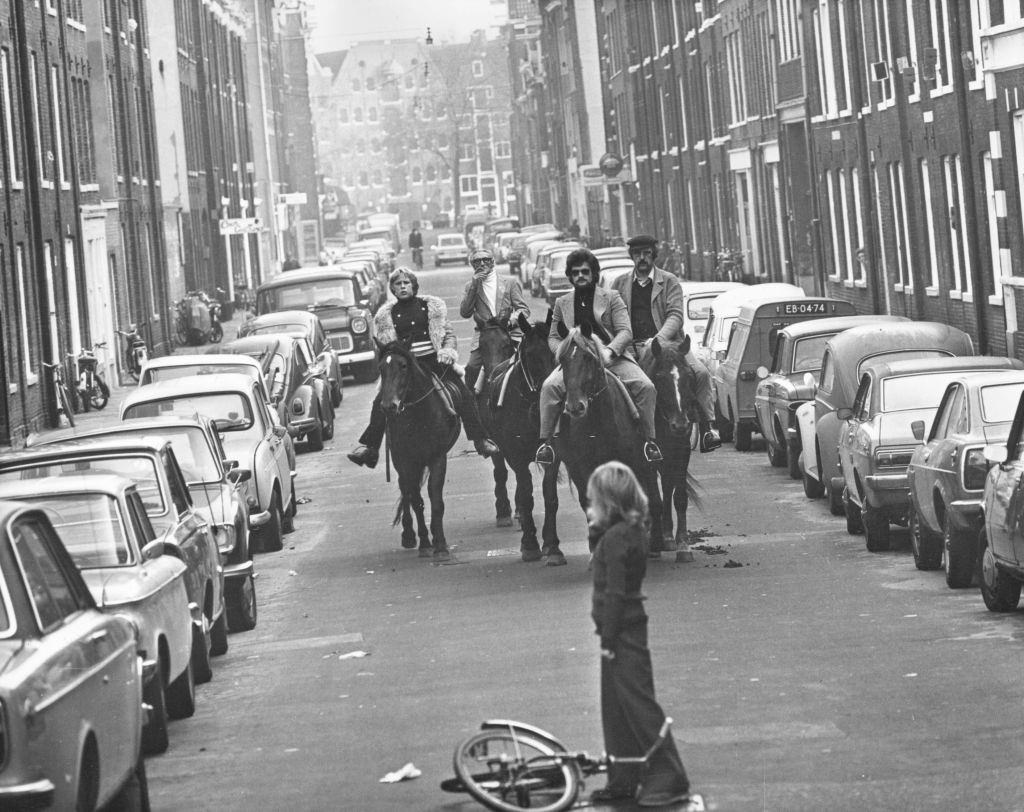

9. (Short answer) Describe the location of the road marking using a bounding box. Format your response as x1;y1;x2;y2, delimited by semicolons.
248;632;363;653
677;721;844;746
486;547;520;557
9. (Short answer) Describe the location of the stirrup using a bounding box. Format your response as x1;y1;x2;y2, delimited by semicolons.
644;441;663;463
535;442;555;466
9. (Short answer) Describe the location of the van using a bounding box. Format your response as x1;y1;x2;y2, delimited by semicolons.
678;281;746;345
714;297;855;450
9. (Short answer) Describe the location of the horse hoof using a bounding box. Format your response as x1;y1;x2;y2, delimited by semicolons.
401;536;417;549
675;549;695;563
661;537;679;552
419;548;433;558
496;516;514;528
647;549;663;559
545;553;567;567
433;548;451;562
521;548;542;563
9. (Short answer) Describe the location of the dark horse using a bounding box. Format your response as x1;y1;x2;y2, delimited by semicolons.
378;342;460;560
554;324;664;552
473;316;515;527
479;312;566;565
648;336;702;560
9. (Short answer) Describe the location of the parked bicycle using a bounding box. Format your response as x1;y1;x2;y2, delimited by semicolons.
72;343;110;412
42;358;76;428
174;291;222;346
116;324;149;382
444;717;704;812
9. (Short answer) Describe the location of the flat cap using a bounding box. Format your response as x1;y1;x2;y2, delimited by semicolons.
626;234;658;249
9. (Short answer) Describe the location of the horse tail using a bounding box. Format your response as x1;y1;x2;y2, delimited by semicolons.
685;468;703;513
392;494;406;527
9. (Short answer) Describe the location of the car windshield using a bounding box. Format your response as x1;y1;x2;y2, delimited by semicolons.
686;295;717;321
981;382;1024;423
0;456;165;513
30;494;133;568
124;393;256;439
715;316;738;347
438;236;465;247
791;335;831;373
249;323;306;338
143;363;257;384
258;279;355;312
882;373;964;412
153;427;221;484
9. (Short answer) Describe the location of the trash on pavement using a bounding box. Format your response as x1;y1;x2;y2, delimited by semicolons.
338;650;369;660
296;496;312;504
379;763;421;783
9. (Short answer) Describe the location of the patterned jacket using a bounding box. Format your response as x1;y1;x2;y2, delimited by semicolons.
609;266;684;345
373;294;459;365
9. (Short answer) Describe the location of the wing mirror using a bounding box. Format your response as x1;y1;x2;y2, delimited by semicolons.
911;420;926;441
983;443;1008;465
141;540;165;561
803;372;815;388
835;407;853;421
222;458;239;471
226;467;252;484
272;424;288;439
359;298;370;307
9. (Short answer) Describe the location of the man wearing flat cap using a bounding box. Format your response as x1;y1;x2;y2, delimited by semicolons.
612;235;720;450
460;247;531;391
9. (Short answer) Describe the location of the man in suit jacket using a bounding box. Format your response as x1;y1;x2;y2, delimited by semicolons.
612;234;719;449
535;248;663;465
460;247;531;389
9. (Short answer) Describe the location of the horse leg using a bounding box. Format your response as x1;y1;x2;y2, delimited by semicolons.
397;473;417;549
674;451;694;562
492;453;513;527
646;468;666;556
540;462;565;566
427;457;450;560
513;464;541;561
660;468;675;545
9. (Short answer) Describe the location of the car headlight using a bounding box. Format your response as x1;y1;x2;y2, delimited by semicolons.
292;397;304;415
351;317;368;333
962;446;987;491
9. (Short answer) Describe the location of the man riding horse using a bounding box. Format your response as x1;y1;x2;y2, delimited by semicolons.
611;234;720;451
459;247;530;391
347;267;499;468
535;248;664;466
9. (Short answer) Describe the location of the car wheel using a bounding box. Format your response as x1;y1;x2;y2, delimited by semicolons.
734;421;752;452
324;404;336;440
802;456;825;498
979;532;1022;611
210;610;229;656
166;656;196;720
862;504;891;552
787;439;802;480
331;382;342;408
909;505;942;570
434;259;441;267
107;752;150;812
254;494;283;553
827;479;845;516
943;522;976;589
843;488;863;535
76;745;99;812
142;664;169;755
226;572;258;632
716;402;734;443
190;621;213;685
307;413;325;452
282;494;295;534
767;439;786;468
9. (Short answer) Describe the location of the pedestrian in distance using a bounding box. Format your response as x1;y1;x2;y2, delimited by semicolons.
568;218;582;240
409;225;424;271
587;460;696;808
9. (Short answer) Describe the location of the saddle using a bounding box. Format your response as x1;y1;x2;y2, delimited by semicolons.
430;372;460;418
604;369;640;423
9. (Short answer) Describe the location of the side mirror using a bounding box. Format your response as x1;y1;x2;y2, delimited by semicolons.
983;443;1008;465
359;298;370;307
141;540;165;561
836;407;853;421
803;372;815;388
272;424;288;439
227;467;252;484
910;420;926;441
756;365;769;380
222;459;239;471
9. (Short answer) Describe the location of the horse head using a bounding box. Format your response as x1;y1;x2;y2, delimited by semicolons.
515;311;556;391
650;335;697;436
377;341;425;414
474;315;514;377
557;326;607;421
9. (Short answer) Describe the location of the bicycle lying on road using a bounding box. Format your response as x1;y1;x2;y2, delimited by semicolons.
442;717;705;811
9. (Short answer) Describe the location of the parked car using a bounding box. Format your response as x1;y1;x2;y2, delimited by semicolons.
979;388;1024;612
0;500;149;804
595;259;638;294
509;230;562;282
836;356;1019;552
714;297;856;450
0;477;194;756
907;369;1024;586
677;281;746;345
38;415;261;630
220;334;335;451
337;259;386;312
237;309;343;407
494;231;520;263
754;315;908;473
120;373;296;553
797;322;975;514
0;435;225;686
432;233;470;266
534;243;581;299
255;266;378;383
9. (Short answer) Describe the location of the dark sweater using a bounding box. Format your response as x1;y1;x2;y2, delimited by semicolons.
591;519;649;651
630;278;657;341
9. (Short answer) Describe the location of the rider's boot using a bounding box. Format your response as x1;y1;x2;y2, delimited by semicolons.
535;439;555;466
643;438;664;463
347;444;380;468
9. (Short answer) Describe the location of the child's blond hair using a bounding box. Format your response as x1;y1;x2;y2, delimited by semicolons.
586;461;649;529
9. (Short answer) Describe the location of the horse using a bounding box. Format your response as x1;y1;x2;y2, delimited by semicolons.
553;323;664;553
648;336;702;559
479;312;566;565
377;341;460;560
472;316;516;527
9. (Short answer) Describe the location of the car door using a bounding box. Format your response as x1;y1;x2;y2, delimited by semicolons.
912;384;959;533
11;514;138;801
929;384;968;533
987;396;1024;566
840;374;872;498
253;383;291;508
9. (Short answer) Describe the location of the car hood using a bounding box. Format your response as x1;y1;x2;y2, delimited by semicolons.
876;408;938;445
312;309;351;331
82;567;165;608
188;482;232;526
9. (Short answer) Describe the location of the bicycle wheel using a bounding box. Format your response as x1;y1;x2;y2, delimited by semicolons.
90;378;110;410
453;730;580;812
125;351;140;382
57;380;76;427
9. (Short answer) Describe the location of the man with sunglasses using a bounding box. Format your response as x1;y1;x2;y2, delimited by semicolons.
611;235;720;452
460;247;530;391
535;247;663;466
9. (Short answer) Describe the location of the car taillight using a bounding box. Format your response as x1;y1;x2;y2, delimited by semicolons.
292;397;304;415
351;317;368;334
963;447;987;491
874;448;915;467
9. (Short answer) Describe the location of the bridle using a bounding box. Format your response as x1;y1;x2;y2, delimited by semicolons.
564;342;608;411
381;351;442;413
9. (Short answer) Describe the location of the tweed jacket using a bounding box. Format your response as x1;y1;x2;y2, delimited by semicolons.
373;294;459;365
610;265;684;345
459;273;531;351
548;286;633;359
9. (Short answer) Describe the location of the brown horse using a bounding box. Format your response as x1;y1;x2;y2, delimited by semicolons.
473;316;515;527
553;323;664;551
648;336;702;558
378;341;460;560
480;312;566;565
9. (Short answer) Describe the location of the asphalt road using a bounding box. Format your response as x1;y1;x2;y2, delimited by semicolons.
129;258;1024;810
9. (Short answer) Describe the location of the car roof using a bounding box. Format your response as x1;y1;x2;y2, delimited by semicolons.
778;314;909;340
437;233;466;241
862;355;1023;379
945;369;1024;390
247;310;317;327
258;268;358;288
709;283;804;313
34;415;213;448
221;335;290;355
826;321;973;356
144;353;261;370
122;373;259;402
679;281;747;296
0;474;134;500
0;437;170;469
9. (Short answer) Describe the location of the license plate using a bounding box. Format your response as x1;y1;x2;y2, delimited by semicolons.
783;302;828;315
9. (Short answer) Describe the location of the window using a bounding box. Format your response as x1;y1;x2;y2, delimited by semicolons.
889;161;913;289
872;0;894;103
480;176;497;203
776;0;803;62
460;142;475;161
1;48;21;186
351;78;361;91
850;168;866;283
943;154;972;294
826;170;845;278
29;52;50;184
919;158;941;289
983;150;1002;299
15;245;36;381
12;518;85;631
926;0;953;91
50;65;68;186
461;175;478;193
366;77;376;91
472;60;483;78
905;3;921;97
494;141;511;159
812;4;837;117
353;107;362;122
725;30;747;125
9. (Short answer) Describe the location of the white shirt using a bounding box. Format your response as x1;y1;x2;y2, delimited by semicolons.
481;272;498;316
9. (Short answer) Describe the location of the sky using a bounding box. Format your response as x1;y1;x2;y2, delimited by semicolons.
308;0;508;52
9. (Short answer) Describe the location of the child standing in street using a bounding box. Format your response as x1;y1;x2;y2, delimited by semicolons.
587;461;695;808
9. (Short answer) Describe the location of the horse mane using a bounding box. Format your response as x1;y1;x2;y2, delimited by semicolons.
555;327;606;365
379;341;430;378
